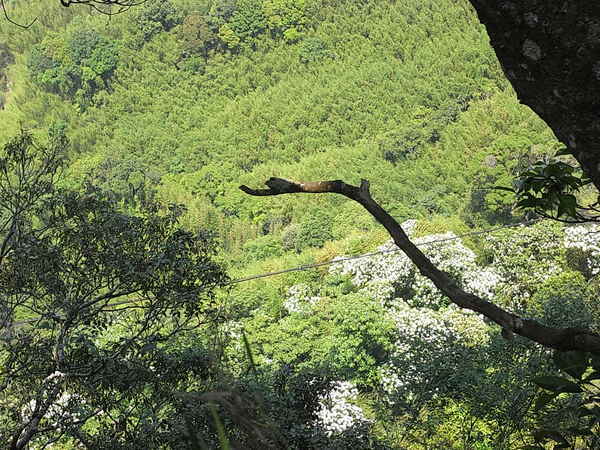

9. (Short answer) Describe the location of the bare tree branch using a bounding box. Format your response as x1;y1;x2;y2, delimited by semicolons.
58;0;149;16
0;0;37;29
1;0;148;29
241;177;600;353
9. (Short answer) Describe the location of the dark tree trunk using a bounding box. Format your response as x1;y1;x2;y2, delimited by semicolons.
468;1;600;188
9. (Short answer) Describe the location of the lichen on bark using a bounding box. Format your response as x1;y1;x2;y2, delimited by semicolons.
468;1;600;188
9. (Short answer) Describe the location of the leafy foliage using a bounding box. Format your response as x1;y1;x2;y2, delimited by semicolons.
131;0;183;44
528;272;594;329
28;27;119;104
249;292;396;388
532;351;600;449
512;155;597;222
2;0;599;447
0;133;228;448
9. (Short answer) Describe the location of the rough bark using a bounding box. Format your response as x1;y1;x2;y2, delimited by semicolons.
467;1;600;189
241;178;600;353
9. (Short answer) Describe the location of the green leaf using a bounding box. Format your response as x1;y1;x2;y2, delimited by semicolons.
591;353;600;371
580;405;600;418
534;391;559;411
533;375;582;393
140;343;156;354
554;351;589;380
566;426;593;436
533;429;568;444
562;175;584;188
557;194;578;218
584;371;600;382
555;147;572;157
517;198;542;209
36;320;52;329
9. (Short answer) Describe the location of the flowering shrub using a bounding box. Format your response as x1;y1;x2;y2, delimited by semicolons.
462;267;503;301
331;221;500;309
313;381;370;437
483;221;565;304
283;283;321;313
528;271;594;329
247;218;600;445
379;302;486;406
237;368;389;449
357;280;396;306
564;223;600;277
21;372;86;434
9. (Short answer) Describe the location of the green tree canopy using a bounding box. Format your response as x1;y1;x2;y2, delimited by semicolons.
0;133;228;449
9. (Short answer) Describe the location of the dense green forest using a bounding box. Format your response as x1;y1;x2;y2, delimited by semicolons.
0;0;599;448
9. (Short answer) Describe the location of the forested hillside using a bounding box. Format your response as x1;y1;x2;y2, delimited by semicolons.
1;0;599;448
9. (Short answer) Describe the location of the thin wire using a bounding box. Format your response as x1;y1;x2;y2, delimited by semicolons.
228;218;541;284
4;218;541;329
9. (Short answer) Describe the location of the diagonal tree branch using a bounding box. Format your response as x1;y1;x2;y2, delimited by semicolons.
240;177;600;353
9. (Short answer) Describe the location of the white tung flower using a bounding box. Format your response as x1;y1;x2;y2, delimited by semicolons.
564;224;600;275
283;283;320;313
330;227;501;307
313;381;370;437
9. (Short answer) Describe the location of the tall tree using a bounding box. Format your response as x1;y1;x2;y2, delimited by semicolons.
0;133;228;449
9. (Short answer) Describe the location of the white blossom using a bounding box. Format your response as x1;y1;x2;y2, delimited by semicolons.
484;222;565;303
331;227;500;308
379;302;465;398
313;381;370;437
283;283;321;313
21;373;83;429
564;223;600;275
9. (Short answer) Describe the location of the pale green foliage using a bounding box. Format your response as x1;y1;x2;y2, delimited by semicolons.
483;221;566;304
263;0;312;31
528;272;594;328
218;22;241;48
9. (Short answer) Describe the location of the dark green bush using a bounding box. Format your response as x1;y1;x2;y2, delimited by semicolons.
134;0;183;43
228;0;266;43
242;234;285;263
28;29;118;102
299;37;332;63
528;271;594;328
